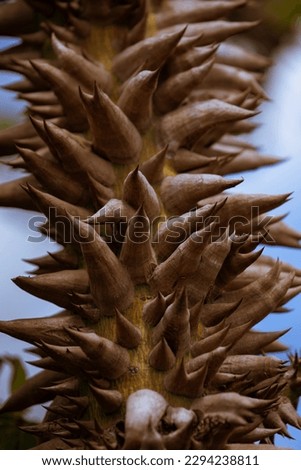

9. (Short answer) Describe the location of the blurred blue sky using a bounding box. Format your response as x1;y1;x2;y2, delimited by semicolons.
230;33;301;448
0;34;301;446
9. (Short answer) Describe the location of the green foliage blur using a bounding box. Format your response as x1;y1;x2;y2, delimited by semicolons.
0;358;37;449
265;0;301;32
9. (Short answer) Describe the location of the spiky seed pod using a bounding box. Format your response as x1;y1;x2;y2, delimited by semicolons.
0;0;300;451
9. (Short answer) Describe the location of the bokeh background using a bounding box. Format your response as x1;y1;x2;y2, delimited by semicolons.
0;0;301;449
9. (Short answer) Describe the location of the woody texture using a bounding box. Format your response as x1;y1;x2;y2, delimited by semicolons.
0;0;301;450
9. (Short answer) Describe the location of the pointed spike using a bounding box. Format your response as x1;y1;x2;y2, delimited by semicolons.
117;68;160;132
203;63;270;100
140;146;167;184
38;341;95;376
266;220;301;248
3;77;37;93
115;309;142;349
123;167;161;221
120;205;157;284
0;311;84;346
65;328;130;380
216;247;265;290
29;115;52;146
216;41;272;71
220;355;287;381
153;287;190;357
64;213;134;315
229;328;290;355
0;120;36;156
171;148;215;173
156;0;247;29
167;43;218;75
21;183;91;244
187;345;231;385
189;297;204;336
0;175;41;211
68;13;91;39
89;386;123;414
27;356;65;373
19;90;58;105
164;359;207;398
43;120;116;187
0;43;41;70
159;99;257;151
154;59;214;114
41;20;81;45
191;325;230;357
85;198;135;225
48;248;79;270
0;371;66;414
163;359;187;393
12;269;89;309
154;202;219;260
215;149;286;175
223;266;294;328
150;223;215;295
160;173;243;215
192;392;274;421
40;377;80;396
17;145;89;205
149;337;176;371
235;426;283;444
43;397;88;418
142;292;167;327
161;20;260;46
0;155;26;170
112;27;186;81
198;192;292;229
30;59;88;131
28;103;64;118
51;34;111;93
71;303;101;323
86;173;115;209
19;420;67;438
264;411;293;438
79;84;142;164
20;29;48;45
278;397;301;429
